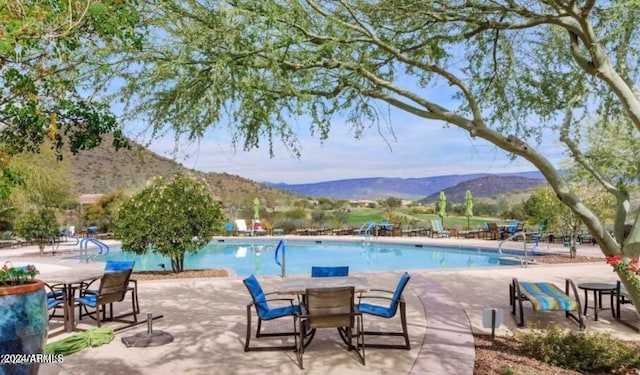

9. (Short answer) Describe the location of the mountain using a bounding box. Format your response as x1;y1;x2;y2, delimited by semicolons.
64;134;545;203
63;134;297;208
268;172;544;200
419;175;547;204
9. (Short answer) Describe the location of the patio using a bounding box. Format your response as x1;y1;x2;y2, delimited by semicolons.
3;237;638;374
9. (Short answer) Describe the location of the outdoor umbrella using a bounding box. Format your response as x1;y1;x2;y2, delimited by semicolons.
464;190;474;230
45;326;114;355
253;197;260;221
438;191;447;227
253;197;260;235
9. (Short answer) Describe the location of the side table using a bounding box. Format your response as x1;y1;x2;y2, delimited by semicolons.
577;282;617;321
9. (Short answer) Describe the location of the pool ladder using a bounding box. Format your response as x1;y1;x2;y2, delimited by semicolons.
497;231;529;267
274;239;286;278
78;238;110;263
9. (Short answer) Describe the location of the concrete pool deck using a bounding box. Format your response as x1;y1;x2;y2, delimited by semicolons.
2;235;639;375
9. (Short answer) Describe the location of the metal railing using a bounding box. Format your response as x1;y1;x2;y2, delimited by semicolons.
79;238;110;263
497;231;529;267
274;239;286;278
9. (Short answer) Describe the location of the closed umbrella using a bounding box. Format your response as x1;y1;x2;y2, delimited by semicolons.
464;190;474;230
253;197;260;235
438;191;447;227
253;197;260;221
45;326;114;355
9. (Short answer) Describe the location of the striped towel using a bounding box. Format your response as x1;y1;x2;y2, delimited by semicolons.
519;282;579;311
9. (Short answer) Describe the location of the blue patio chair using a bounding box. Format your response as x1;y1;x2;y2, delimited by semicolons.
82;260;139;316
296;286;364;369
242;274;299;351
105;261;139;314
356;272;411;349
44;282;66;320
311;266;349;278
75;269;138;328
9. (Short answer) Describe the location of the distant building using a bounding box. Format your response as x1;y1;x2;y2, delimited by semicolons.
349;200;378;208
78;194;104;205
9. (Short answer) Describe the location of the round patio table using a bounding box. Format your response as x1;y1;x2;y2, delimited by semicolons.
577;282;617;321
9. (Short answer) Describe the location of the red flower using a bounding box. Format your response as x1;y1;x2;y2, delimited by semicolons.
606;255;622;266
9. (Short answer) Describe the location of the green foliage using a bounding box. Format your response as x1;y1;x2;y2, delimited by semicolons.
8;146;77;210
316;197;337;210
0;1;140;160
13;208;58;253
310;210;326;225
83;190;125;232
272;218;301;234
519;326;640;373
500;202;526;222
113;174;224;272
282;208;308;220
331;208;350;225
383;197;403;209
0;262;38;286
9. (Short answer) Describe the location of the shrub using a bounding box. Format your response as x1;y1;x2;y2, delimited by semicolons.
518;326;640;373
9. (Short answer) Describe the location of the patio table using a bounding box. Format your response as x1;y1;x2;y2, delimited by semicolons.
41;270;103;333
276;276;369;348
578;282;617;321
276;276;369;295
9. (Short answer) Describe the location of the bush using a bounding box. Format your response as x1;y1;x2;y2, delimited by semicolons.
519;326;640;373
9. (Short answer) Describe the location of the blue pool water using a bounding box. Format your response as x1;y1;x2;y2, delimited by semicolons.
94;239;524;277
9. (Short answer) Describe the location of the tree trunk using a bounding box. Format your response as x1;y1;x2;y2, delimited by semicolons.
170;254;185;273
37;239;45;255
617;270;640;329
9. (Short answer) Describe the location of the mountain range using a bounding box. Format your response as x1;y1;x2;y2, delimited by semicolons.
268;172;545;201
64;135;546;204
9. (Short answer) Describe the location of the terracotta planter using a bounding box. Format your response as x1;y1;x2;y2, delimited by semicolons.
0;280;48;375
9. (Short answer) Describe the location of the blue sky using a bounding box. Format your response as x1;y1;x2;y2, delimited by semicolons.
134;112;565;185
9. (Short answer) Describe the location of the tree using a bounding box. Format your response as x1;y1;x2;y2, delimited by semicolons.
113;174;224;272
110;2;640;316
0;1;141;198
8;145;77;210
13;208;58;254
526;181;616;257
83;190;126;232
383;197;403;210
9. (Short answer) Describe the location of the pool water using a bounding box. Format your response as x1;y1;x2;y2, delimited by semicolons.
95;239;524;277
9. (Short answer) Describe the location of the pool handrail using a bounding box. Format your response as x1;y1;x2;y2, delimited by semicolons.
497;231;528;267
79;238;110;263
274;239;286;278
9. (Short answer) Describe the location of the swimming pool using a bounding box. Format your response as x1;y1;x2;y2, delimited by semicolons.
95;239;525;277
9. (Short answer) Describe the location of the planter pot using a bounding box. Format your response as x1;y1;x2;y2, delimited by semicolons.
0;280;48;375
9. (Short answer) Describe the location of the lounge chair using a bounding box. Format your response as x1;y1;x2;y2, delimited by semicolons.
356;272;411;349
311;266;349;278
74;269;138;328
510;278;584;329
531;219;549;243
252;220;266;236
485;222;502;240
235;219;250;236
430;219;449;238
242;274;299;351
296;286;365;369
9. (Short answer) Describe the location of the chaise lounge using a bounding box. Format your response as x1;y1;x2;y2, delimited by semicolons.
510;278;585;329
